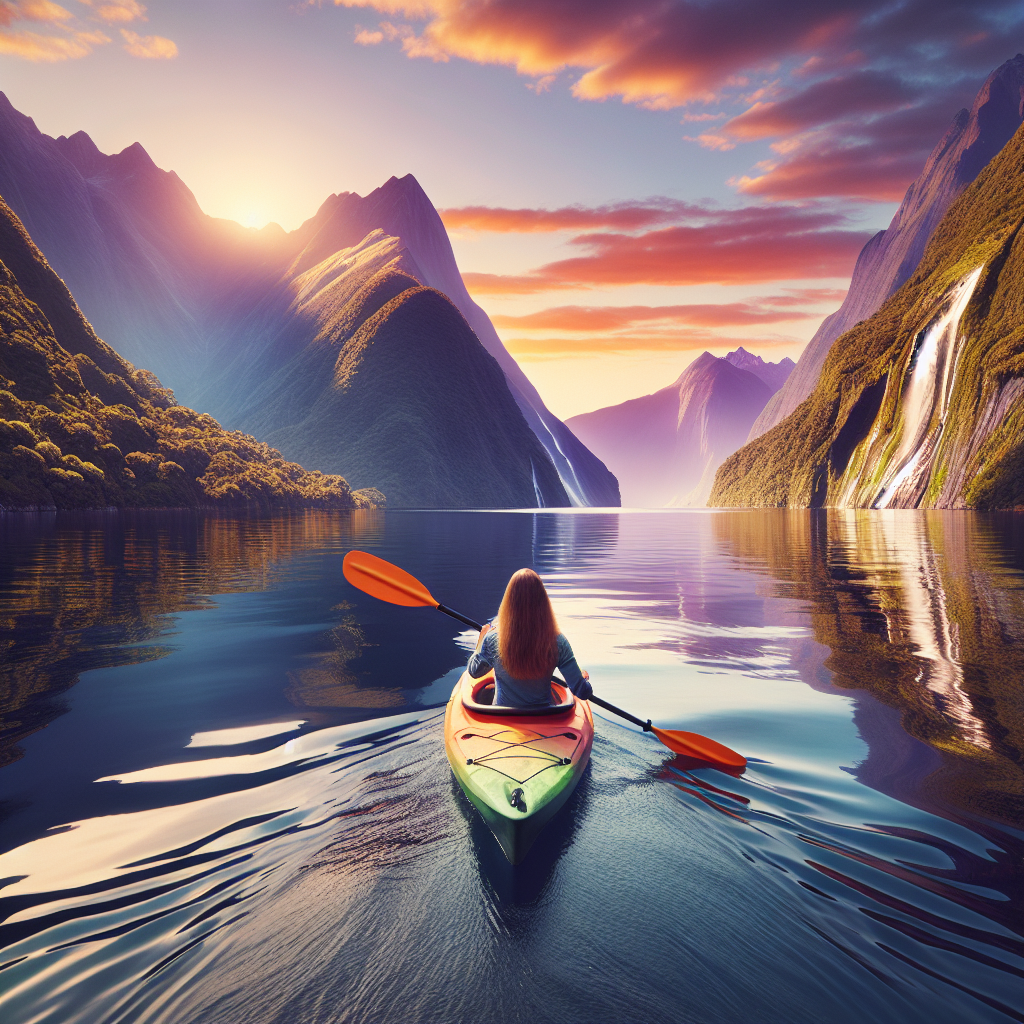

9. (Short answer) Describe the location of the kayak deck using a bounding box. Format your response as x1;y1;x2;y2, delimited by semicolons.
445;671;594;864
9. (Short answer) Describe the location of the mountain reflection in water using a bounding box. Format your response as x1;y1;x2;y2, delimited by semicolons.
0;508;1022;1024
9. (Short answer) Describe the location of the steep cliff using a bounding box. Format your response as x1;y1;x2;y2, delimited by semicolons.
749;54;1024;441
287;176;619;506
260;284;568;508
0;97;614;508
189;229;569;508
0;197;380;511
567;349;786;506
711;120;1024;510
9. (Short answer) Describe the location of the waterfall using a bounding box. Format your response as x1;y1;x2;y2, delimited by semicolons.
874;267;983;508
530;458;545;507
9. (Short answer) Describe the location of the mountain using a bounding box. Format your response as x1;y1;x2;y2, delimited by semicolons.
0;196;381;511
724;347;795;392
749;53;1024;442
566;349;789;506
214;232;567;506
710;118;1024;510
282;175;618;506
0;95;616;508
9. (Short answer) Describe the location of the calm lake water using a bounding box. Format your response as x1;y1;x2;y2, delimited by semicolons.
0;508;1022;1024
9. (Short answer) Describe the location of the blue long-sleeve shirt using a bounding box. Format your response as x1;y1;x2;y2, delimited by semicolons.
467;629;592;708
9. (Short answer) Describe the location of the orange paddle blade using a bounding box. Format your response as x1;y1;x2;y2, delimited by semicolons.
652;727;747;770
343;550;438;608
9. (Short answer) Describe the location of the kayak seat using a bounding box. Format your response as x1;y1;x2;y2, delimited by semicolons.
463;676;575;717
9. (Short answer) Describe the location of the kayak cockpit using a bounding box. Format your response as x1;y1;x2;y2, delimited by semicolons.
461;673;575;717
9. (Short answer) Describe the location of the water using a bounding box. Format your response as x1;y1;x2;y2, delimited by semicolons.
0;508;1022;1024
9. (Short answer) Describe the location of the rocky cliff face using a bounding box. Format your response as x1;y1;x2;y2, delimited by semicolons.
0;197;379;511
0;96;614;508
566;349;788;506
749;54;1024;441
711;119;1024;510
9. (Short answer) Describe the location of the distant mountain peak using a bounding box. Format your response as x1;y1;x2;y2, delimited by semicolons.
723;347;795;392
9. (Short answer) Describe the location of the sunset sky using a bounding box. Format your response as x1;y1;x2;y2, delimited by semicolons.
2;0;1022;417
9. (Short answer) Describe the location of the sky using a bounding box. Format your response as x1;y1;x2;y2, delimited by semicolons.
1;0;1022;418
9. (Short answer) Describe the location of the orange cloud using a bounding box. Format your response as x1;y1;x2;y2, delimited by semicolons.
526;73;555;93
0;0;167;59
461;204;869;292
0;0;68;25
735;147;924;202
120;27;175;58
763;286;848;306
441;198;698;233
0;1;112;60
503;331;802;358
332;0;880;109
334;1;1024;205
491;302;817;332
357;18;450;60
0;29;95;58
690;132;736;151
80;0;146;23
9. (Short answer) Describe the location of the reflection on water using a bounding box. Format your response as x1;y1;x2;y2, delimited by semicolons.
0;508;1022;1024
0;510;386;769
714;510;1024;825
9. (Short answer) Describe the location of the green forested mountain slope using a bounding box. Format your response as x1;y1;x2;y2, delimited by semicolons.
258;279;569;508
0;198;382;511
711;120;1024;510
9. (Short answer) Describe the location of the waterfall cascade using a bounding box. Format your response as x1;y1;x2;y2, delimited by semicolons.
873;267;983;508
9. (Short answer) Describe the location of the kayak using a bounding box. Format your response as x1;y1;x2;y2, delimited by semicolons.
445;669;594;864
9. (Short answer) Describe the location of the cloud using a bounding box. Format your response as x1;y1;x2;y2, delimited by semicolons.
0;0;113;60
336;1;1024;204
0;27;94;58
487;290;844;356
0;0;169;59
440;198;702;233
681;111;725;123
333;0;876;109
502;330;802;358
80;0;146;23
689;132;736;150
732;86;973;200
763;286;848;305
526;73;555;93
356;18;449;60
6;0;70;22
460;202;869;291
723;69;920;139
120;27;175;58
335;1;1023;108
490;301;817;332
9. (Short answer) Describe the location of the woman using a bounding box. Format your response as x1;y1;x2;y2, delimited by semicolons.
468;568;593;708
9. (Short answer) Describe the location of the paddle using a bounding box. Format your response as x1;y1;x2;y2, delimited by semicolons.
342;549;747;771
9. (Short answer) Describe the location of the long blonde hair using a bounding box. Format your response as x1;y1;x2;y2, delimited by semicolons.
497;568;558;679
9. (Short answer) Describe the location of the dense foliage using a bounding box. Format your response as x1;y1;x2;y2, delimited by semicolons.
711;120;1024;509
0;198;383;511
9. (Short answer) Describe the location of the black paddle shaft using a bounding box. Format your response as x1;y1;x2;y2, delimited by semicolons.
588;694;652;731
434;603;652;732
437;604;483;630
